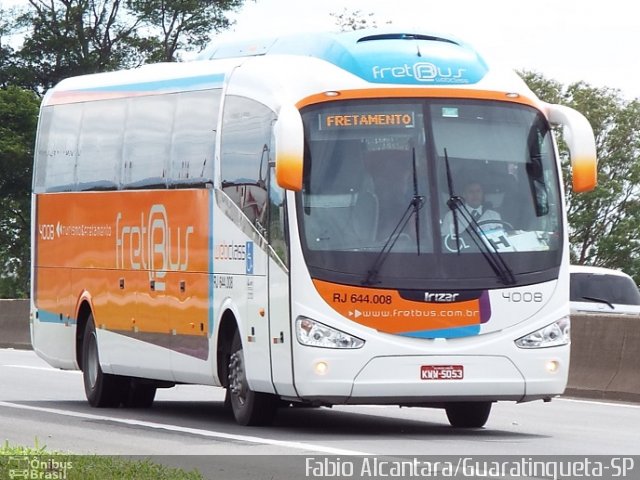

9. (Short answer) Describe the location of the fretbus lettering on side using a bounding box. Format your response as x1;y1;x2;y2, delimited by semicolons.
115;204;194;292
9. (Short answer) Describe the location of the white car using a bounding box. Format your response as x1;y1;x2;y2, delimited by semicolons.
570;265;640;316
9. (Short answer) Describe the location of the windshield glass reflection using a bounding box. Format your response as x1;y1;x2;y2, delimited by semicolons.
297;99;563;289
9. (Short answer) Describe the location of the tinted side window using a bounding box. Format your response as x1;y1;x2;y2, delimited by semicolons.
33;106;53;193
35;89;221;193
170;89;220;186
34;103;83;192
123;95;174;188
77;99;125;190
220;95;275;228
268;165;288;266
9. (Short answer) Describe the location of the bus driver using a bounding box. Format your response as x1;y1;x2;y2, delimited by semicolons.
441;181;501;241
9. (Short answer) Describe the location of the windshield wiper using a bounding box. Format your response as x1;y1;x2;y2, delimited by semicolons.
362;194;424;286
362;147;424;286
444;149;516;286
410;145;421;256
581;296;615;310
444;148;462;253
447;196;516;285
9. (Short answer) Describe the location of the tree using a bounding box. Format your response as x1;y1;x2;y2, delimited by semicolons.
331;8;389;32
0;87;41;298
0;6;19;88
14;0;142;92
129;0;245;62
8;0;251;92
522;71;640;281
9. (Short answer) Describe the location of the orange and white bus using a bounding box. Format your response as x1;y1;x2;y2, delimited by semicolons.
31;29;597;427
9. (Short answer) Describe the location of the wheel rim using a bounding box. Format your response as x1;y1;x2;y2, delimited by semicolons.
228;350;248;406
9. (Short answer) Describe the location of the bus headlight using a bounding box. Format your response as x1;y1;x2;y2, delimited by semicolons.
295;317;365;349
514;317;570;349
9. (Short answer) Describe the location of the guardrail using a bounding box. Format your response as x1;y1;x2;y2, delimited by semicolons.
565;313;640;402
0;299;31;349
1;299;638;402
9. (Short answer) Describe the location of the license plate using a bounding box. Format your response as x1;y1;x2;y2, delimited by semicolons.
420;365;464;380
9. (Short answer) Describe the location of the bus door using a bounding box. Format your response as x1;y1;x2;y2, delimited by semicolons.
267;168;296;396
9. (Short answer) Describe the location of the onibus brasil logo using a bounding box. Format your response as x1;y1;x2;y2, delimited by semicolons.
7;456;73;479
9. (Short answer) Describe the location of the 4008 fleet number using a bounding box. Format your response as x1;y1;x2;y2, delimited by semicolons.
502;291;543;302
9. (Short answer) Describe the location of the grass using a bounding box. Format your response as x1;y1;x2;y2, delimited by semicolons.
0;440;204;479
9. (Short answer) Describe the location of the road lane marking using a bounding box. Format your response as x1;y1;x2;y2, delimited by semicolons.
2;365;81;373
0;400;372;455
559;397;640;409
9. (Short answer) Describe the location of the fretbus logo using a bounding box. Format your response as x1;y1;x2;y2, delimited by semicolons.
371;62;468;83
116;204;194;292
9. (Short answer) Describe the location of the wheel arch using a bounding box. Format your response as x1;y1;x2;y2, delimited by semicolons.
75;298;94;371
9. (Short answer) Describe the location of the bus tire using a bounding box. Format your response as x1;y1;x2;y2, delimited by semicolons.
82;315;125;408
227;331;278;426
123;379;157;408
445;401;492;428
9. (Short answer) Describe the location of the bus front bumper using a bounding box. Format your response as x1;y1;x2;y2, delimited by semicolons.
292;352;568;405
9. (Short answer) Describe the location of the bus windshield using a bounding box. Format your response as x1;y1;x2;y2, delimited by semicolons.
297;99;563;290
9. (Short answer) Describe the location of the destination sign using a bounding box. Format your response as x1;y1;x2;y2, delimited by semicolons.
319;111;415;130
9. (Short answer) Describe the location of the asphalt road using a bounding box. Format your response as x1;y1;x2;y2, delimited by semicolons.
1;348;639;478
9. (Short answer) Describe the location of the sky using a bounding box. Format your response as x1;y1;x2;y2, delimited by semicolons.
220;0;640;100
2;0;638;100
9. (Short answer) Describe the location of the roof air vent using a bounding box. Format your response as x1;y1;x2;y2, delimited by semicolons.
357;33;459;46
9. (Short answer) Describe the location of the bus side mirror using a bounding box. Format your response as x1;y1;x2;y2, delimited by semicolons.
546;103;597;192
273;104;304;191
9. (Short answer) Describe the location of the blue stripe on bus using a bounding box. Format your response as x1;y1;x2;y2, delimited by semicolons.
37;309;77;325
398;324;481;339
79;73;225;93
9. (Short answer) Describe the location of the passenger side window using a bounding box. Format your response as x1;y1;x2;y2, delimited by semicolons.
34;89;222;193
170;90;220;186
268;166;288;266
35;103;83;192
77;99;125;190
220;95;275;230
123;95;174;188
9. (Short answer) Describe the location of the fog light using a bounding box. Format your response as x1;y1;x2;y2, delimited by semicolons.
545;360;560;373
315;361;328;375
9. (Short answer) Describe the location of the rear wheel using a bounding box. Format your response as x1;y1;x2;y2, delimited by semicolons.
122;379;157;408
82;315;126;407
227;331;278;426
445;401;492;428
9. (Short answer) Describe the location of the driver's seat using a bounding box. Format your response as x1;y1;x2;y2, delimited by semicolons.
362;149;414;241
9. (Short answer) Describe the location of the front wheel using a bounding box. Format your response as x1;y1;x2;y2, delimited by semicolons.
82;316;126;407
445;401;492;428
227;331;278;426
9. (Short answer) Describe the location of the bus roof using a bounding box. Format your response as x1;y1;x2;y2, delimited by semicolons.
199;29;490;87
44;29;536;109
